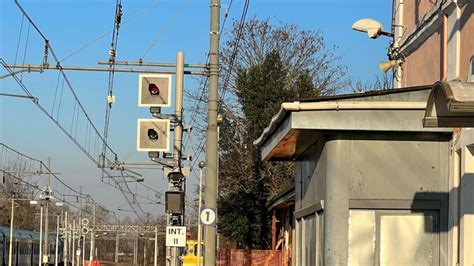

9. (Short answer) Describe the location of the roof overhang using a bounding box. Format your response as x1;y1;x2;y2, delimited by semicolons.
267;184;295;211
423;81;474;127
254;86;454;161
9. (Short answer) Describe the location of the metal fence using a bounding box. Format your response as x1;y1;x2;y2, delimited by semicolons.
217;249;283;266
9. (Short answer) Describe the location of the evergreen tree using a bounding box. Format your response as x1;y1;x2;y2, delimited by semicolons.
218;51;317;249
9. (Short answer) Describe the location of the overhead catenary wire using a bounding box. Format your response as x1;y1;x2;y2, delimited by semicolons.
141;0;191;60
59;0;162;63
4;2;157;220
13;1;118;161
101;0;123;171
13;14;25;66
0;143;108;216
182;0;234;149
220;0;249;103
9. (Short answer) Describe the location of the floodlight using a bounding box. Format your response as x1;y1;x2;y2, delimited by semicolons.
352;18;393;39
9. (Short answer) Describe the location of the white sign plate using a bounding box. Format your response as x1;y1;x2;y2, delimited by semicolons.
200;208;217;226
166;226;187;247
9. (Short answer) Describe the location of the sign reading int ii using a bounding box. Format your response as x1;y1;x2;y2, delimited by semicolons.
165;226;187;247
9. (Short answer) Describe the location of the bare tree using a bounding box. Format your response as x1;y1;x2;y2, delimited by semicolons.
0;162;42;231
349;72;393;93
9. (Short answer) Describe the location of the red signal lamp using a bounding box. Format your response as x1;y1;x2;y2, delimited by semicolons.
148;83;160;96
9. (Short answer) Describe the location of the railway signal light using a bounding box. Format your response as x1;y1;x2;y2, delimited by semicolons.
137;118;170;152
138;74;172;107
147;128;159;141
165;191;185;214
149;83;160;95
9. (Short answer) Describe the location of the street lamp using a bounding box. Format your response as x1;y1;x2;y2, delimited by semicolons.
6;198;38;266
30;195;63;266
197;161;206;266
351;18;401;74
352;18;393;39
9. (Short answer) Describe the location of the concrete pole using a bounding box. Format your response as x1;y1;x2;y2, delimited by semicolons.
143;238;147;266
69;223;73;266
89;204;96;265
63;212;68;266
154;227;158;266
43;200;49;266
79;186;83;266
55;215;59;266
168;50;185;266
82;235;85;266
8;198;14;266
39;206;43;266
44;158;51;266
204;0;220;265
133;234;138;266
197;163;205;266
72;220;75;266
114;232;119;263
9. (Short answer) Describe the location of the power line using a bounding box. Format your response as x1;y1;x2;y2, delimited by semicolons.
101;0;123;173
4;4;150;220
0;143;108;216
141;0;191;59
59;0;162;63
7;1;165;221
13;14;24;66
220;0;249;103
182;0;234;158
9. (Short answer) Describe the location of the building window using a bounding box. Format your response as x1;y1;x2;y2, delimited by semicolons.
295;218;302;266
303;214;316;266
348;210;376;265
348;209;439;265
380;214;434;265
296;211;324;266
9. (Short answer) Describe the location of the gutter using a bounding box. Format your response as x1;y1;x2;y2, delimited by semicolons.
253;101;427;147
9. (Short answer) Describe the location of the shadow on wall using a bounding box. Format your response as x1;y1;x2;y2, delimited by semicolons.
412;170;474;233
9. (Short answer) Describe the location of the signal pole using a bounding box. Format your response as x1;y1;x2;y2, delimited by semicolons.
168;51;185;266
204;0;220;265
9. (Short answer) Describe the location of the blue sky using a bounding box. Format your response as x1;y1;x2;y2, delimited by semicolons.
0;0;392;219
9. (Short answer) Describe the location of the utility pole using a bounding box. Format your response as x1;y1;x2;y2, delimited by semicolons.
204;0;220;265
8;198;14;266
72;220;75;266
63;212;68;266
154;226;158;266
55;215;60;266
79;186;83;266
133;233;138;266
43;157;52;266
197;161;205;266
115;232;119;263
82;234;85;266
39;207;43;266
143;238;147;266
89;203;96;265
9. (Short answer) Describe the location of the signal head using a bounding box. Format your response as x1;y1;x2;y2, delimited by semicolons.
138;74;172;107
137;119;170;152
147;128;159;141
148;83;160;96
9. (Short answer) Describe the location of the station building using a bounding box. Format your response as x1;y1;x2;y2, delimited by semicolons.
258;0;473;265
